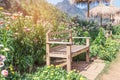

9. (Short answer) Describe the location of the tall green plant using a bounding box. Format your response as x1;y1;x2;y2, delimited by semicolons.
90;28;106;57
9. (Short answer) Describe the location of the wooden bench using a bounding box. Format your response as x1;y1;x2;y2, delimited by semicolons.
46;30;90;71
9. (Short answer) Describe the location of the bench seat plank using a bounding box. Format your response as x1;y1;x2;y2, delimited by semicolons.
50;45;89;58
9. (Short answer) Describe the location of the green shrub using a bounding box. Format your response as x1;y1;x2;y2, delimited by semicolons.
24;65;87;80
0;12;46;74
98;38;119;61
90;28;120;61
112;25;120;35
90;28;106;57
112;35;120;39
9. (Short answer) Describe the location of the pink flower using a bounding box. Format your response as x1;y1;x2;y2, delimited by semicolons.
0;21;4;25
2;12;11;16
23;27;31;32
1;70;8;77
0;55;6;61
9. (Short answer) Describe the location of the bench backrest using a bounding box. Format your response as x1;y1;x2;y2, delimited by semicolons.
46;30;72;42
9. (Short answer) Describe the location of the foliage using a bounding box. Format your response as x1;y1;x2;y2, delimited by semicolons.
112;25;120;35
0;0;69;75
112;35;120;39
24;65;87;80
71;17;99;42
112;25;120;39
70;18;99;61
20;0;69;31
98;38;119;61
90;28;106;57
0;11;46;74
90;28;120;61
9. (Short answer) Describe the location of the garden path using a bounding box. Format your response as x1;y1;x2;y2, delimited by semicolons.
99;51;120;80
99;40;120;80
78;59;105;80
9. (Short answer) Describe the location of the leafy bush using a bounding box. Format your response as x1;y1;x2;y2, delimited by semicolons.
112;25;120;35
112;25;120;39
24;65;87;80
90;28;106;57
98;38;119;61
71;18;99;42
90;28;120;61
0;2;68;74
112;35;120;39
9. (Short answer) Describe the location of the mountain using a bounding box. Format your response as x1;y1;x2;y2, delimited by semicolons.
55;0;111;18
56;0;86;18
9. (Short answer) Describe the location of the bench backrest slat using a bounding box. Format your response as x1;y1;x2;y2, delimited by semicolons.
46;30;72;42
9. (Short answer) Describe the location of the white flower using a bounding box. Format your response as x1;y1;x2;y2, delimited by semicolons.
0;44;4;47
1;48;10;52
0;61;4;67
0;55;6;61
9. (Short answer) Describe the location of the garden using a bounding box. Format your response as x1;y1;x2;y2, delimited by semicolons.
0;0;120;80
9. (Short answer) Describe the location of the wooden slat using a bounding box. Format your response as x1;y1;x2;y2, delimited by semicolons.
49;30;71;36
49;53;67;58
47;42;73;45
50;45;88;54
59;62;67;67
72;47;89;57
73;37;90;39
49;36;70;41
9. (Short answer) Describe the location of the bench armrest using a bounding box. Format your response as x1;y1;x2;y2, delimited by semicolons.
72;37;90;46
47;41;73;45
72;37;90;39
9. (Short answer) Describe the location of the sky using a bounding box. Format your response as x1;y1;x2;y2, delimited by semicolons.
47;0;120;7
47;0;63;5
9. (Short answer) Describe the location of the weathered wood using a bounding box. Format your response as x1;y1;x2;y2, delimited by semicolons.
67;45;71;71
47;42;73;45
46;31;50;65
86;49;90;62
46;30;90;71
86;38;90;46
59;62;67;67
46;43;50;65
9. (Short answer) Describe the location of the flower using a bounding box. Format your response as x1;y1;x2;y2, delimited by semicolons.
6;26;10;30
9;65;13;71
80;76;84;80
11;13;19;19
2;12;11;16
0;21;4;25
56;65;60;68
0;55;6;61
11;71;14;74
0;7;4;10
73;69;76;72
1;70;8;77
23;27;31;32
0;61;4;67
14;32;19;36
1;48;10;52
0;44;4;47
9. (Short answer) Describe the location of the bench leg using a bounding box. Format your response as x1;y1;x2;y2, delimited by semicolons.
86;49;90;62
67;55;71;72
46;53;50;66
